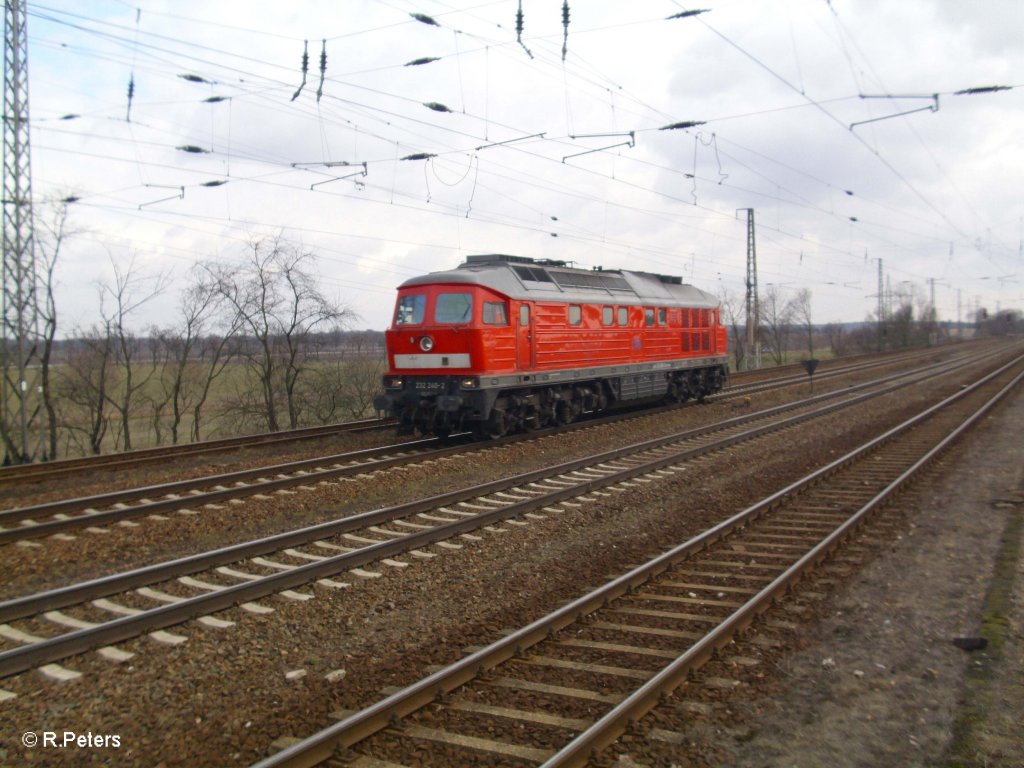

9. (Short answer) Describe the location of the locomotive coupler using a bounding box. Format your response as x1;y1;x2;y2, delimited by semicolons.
435;395;463;412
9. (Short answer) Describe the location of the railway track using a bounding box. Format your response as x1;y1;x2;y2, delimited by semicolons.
0;436;457;545
0;349;1016;687
252;352;1024;767
0;417;396;487
0;345;949;494
0;346;992;546
718;344;943;400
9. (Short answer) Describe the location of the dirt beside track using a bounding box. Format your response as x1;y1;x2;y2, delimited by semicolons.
698;391;1024;768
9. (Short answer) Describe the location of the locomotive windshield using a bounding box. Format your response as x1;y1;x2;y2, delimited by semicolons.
435;292;473;324
395;294;426;325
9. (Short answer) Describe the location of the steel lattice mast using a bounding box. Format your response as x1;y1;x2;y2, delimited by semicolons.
740;208;759;370
2;0;40;463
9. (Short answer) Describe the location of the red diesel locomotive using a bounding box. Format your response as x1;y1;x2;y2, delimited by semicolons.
373;254;728;438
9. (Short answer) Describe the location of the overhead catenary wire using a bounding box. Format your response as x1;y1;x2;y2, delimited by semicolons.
32;14;954;259
25;1;1021;326
821;3;1012;238
34;105;950;290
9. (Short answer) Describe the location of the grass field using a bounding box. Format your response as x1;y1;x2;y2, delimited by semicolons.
9;353;387;460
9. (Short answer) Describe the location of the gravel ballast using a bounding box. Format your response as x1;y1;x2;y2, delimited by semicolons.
0;349;1020;767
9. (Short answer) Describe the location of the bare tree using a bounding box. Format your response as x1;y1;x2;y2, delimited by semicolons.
277;254;352;427
144;334;175;446
716;288;746;372
152;273;240;444
851;317;880;354
342;356;388;418
1;196;80;462
976;308;1022;337
100;255;169;450
34;199;81;460
344;329;385;357
189;331;239;441
55;326;115;455
916;293;940;346
894;304;916;348
824;322;847;357
301;355;386;422
759;285;790;366
787;288;815;359
205;232;354;431
160;283;211;444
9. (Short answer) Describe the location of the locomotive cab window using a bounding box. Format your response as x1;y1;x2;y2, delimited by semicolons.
644;308;656;327
617;307;628;326
483;301;508;325
568;305;582;326
434;293;473;324
602;306;614;326
520;304;531;327
395;294;426;326
658;308;667;325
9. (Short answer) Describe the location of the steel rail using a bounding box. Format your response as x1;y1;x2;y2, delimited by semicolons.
0;436;452;544
0;349;975;545
0;417;395;484
0;344;953;491
251;354;1023;768
0;350;985;623
718;344;944;397
0;353;1012;680
542;363;1024;767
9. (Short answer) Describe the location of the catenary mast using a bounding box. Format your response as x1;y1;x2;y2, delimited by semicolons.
739;208;759;370
2;0;41;463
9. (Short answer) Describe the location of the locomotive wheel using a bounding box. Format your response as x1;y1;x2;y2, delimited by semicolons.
473;408;507;440
537;404;556;428
555;400;573;426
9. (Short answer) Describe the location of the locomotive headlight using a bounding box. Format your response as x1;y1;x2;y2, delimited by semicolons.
419;335;434;352
383;376;404;389
460;376;480;389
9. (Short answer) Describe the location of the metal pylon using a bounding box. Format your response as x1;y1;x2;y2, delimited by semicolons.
2;0;41;463
740;208;759;370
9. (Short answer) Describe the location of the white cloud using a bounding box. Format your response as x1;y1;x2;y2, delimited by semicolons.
20;0;1023;334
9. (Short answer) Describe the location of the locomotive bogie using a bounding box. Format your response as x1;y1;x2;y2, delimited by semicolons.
376;360;727;438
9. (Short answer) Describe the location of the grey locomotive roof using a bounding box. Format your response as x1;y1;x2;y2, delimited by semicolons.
397;254;719;308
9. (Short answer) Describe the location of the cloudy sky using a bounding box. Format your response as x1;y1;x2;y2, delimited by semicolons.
22;0;1023;333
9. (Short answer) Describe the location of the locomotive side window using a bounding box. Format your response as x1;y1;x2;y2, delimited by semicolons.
617;307;628;326
568;305;582;326
602;306;614;326
435;293;473;324
520;304;530;326
483;301;508;325
395;294;426;325
644;308;655;327
658;308;667;325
